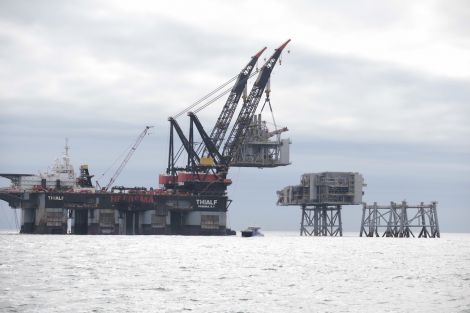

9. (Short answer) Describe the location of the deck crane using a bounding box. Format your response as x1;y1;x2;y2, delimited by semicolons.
165;47;266;174
222;39;291;166
163;40;290;188
193;40;290;170
104;126;152;191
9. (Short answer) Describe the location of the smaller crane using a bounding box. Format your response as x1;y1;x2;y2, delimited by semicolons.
104;126;153;191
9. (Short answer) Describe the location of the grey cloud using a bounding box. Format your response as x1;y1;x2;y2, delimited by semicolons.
0;0;257;73
1;1;469;232
436;0;470;40
273;48;470;148
287;0;408;29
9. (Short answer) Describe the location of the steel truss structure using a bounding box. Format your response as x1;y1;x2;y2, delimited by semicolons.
300;204;343;236
360;201;440;238
278;172;365;237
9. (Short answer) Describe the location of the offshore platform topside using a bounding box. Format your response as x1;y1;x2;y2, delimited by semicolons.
0;40;292;235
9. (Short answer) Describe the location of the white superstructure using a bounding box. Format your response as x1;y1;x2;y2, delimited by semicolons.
7;140;77;191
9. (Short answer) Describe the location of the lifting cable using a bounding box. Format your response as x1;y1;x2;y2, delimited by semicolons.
265;98;279;132
260;96;281;142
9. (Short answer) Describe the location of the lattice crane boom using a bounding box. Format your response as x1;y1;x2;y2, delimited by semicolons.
222;39;290;162
105;126;152;191
208;47;266;151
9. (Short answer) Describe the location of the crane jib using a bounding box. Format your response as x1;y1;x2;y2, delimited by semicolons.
207;47;267;152
166;40;290;176
105;126;152;191
222;39;291;162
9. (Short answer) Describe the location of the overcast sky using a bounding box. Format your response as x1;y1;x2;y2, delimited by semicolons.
1;0;469;232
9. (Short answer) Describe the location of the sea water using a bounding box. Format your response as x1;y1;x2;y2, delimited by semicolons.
1;232;469;313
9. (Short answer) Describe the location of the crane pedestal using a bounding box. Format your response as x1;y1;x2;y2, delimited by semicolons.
300;204;343;236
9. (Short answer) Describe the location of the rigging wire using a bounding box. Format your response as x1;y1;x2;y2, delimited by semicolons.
169;63;265;160
193;85;233;114
173;74;238;119
191;85;232;157
173;69;260;119
96;139;135;183
174;145;185;164
193;70;259;114
192;70;261;156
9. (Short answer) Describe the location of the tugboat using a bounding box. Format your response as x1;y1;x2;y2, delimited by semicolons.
241;226;264;237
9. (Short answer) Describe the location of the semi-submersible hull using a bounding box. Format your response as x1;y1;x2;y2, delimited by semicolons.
0;143;234;236
0;190;230;235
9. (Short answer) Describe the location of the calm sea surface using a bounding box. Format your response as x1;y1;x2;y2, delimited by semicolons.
1;232;469;313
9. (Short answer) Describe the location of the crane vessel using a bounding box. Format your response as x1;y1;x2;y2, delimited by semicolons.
0;40;291;235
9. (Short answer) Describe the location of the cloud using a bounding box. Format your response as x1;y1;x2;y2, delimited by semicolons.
0;0;469;231
273;49;470;149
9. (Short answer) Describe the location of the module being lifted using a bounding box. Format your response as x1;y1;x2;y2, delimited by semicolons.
230;114;290;167
277;172;365;206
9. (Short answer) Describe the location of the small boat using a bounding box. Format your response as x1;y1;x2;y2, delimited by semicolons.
241;226;264;237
